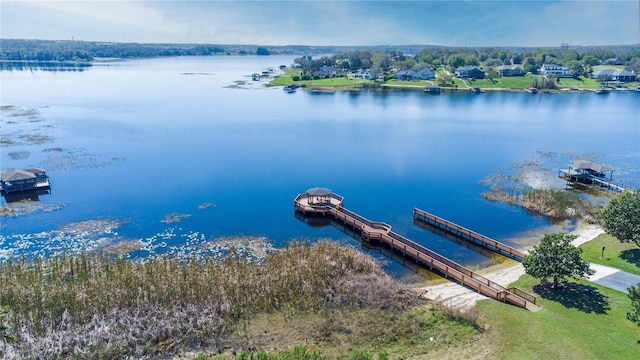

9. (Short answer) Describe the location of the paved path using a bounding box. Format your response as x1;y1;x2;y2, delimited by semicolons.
570;225;640;293
589;263;640;293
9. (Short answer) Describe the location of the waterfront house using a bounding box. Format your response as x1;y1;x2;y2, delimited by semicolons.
316;65;339;78
395;70;416;80
395;68;435;81
498;65;525;76
539;63;571;77
591;68;616;80
454;66;485;79
416;68;436;80
612;69;636;82
592;68;637;83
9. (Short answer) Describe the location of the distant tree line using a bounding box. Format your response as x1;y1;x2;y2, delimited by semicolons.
293;46;640;80
2;39;639;76
0;39;227;61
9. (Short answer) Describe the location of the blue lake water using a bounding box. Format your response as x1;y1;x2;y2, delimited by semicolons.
1;56;639;275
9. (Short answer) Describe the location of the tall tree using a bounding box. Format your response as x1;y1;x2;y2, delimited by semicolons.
447;55;465;69
523;233;594;288
628;284;640;326
601;191;640;248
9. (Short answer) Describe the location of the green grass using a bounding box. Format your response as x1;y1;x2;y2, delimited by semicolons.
269;68;372;88
476;274;640;360
555;76;602;89
581;233;640;276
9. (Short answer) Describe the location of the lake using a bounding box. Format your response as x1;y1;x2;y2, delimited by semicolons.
1;56;638;276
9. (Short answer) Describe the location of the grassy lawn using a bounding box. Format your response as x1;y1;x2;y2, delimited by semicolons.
270;69;371;88
384;79;433;88
555;76;602;89
476;274;640;360
581;233;640;276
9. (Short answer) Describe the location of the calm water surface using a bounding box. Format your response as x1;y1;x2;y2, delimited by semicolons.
1;56;639;275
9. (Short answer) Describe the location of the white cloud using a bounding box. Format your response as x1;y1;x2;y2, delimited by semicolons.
1;0;638;46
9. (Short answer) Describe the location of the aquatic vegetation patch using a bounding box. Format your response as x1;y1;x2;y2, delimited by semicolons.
6;151;30;160
104;239;145;255
198;202;214;210
0;201;65;219
40;148;125;172
43;147;64;152
480;151;610;220
161;212;191;224
0;218;126;259
198;236;277;262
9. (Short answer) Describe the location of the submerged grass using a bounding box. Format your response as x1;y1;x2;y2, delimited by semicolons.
0;241;479;358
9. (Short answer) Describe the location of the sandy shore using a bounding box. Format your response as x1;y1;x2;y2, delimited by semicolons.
416;222;605;310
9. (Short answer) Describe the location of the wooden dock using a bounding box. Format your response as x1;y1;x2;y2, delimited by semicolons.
413;208;527;261
295;190;540;312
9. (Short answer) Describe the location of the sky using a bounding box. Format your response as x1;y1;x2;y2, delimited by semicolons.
1;1;639;47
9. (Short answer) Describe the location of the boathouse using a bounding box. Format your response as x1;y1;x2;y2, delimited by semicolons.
559;160;630;193
0;168;50;194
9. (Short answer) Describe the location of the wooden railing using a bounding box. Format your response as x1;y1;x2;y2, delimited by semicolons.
413;208;527;260
294;193;540;311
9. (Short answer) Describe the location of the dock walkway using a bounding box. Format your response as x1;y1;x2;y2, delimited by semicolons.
413;208;527;261
295;191;540;312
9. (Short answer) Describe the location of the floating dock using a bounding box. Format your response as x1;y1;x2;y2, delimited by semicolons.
294;188;540;311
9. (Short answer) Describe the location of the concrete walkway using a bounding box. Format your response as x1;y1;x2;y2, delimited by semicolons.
571;225;640;293
589;263;640;293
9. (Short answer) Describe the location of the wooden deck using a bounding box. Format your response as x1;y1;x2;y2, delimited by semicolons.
413;208;527;261
294;192;540;312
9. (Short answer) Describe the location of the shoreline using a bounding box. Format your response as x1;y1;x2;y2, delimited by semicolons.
417;221;605;310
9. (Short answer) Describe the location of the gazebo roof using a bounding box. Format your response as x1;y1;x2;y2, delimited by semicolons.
306;187;332;196
570;160;613;172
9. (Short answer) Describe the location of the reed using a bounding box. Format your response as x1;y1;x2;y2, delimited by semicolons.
0;241;417;358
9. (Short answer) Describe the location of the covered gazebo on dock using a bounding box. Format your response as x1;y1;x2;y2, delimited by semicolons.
305;187;333;205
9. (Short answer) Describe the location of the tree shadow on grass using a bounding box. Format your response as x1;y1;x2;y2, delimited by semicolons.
533;282;610;314
620;249;640;267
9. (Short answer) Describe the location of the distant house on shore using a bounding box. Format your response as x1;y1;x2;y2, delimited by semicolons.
592;68;637;82
394;68;435;81
612;69;636;82
539;63;571;77
603;58;624;66
498;65;525;77
350;69;376;80
454;66;485;79
316;65;339;78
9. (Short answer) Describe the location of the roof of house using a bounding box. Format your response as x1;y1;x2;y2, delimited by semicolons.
498;65;524;70
455;66;484;73
592;68;616;76
613;69;635;76
541;63;569;70
1;169;37;182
